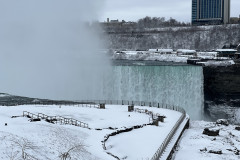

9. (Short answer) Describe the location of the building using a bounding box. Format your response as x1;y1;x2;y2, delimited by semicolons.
216;49;237;58
177;49;197;56
192;0;230;25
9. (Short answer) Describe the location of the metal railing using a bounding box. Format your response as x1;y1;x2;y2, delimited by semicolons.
76;100;186;160
151;110;186;160
23;111;89;128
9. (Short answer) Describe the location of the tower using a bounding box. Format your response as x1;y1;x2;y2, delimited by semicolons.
192;0;230;25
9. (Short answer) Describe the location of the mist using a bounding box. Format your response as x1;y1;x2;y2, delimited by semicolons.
0;0;110;100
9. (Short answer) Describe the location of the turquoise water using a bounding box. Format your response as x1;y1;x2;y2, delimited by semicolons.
99;64;204;120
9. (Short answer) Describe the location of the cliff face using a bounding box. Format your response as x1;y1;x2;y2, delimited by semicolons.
203;65;240;106
104;24;240;51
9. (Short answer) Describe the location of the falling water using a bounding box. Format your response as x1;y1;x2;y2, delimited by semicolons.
98;64;204;120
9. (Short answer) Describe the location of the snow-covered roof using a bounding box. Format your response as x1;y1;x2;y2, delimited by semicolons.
157;49;173;52
149;49;157;51
0;93;10;97
197;60;235;66
216;49;237;52
177;49;196;53
148;49;173;52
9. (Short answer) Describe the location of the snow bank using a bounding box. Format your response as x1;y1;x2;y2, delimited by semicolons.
199;60;235;67
113;51;188;63
216;49;237;52
174;121;240;160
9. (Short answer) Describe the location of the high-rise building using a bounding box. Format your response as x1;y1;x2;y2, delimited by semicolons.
192;0;230;25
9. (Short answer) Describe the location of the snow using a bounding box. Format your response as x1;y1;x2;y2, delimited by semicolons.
160;115;190;160
149;49;173;52
0;93;9;97
198;60;235;67
197;52;218;57
113;51;188;63
112;50;237;66
157;49;173;52
105;106;182;159
0;104;183;160
173;121;240;160
177;49;196;54
216;49;237;52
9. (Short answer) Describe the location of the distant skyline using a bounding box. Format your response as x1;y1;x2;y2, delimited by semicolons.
100;0;240;22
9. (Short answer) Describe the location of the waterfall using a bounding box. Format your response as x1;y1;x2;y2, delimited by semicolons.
99;65;204;120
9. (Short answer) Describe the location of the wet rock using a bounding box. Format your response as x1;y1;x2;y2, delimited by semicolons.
235;149;240;155
216;119;229;126
45;119;54;123
212;138;216;141
200;147;207;152
203;128;219;136
96;128;102;131
209;150;222;154
30;118;41;122
11;116;19;118
235;126;240;131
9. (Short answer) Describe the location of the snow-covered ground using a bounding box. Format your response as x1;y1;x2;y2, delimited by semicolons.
112;50;235;66
174;121;240;160
113;51;188;63
198;60;235;67
0;104;182;160
105;106;182;159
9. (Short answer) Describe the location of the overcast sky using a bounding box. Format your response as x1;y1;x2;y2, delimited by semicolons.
100;0;240;22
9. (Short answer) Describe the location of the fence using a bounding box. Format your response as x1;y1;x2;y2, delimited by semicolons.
76;100;186;160
15;99;186;159
151;110;186;160
23;111;89;128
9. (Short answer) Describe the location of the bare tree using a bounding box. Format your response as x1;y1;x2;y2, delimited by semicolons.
58;144;87;160
6;146;19;160
11;138;38;160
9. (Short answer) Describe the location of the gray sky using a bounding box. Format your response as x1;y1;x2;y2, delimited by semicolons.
100;0;240;22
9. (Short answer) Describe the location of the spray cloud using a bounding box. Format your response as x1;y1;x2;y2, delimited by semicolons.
0;0;109;100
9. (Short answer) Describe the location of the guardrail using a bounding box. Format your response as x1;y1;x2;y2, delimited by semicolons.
151;110;186;160
76;100;186;160
23;111;89;128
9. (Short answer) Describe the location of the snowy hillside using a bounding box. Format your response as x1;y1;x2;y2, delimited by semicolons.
105;24;240;50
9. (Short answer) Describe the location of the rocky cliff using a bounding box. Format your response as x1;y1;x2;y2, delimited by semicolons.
203;65;240;106
104;24;240;51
